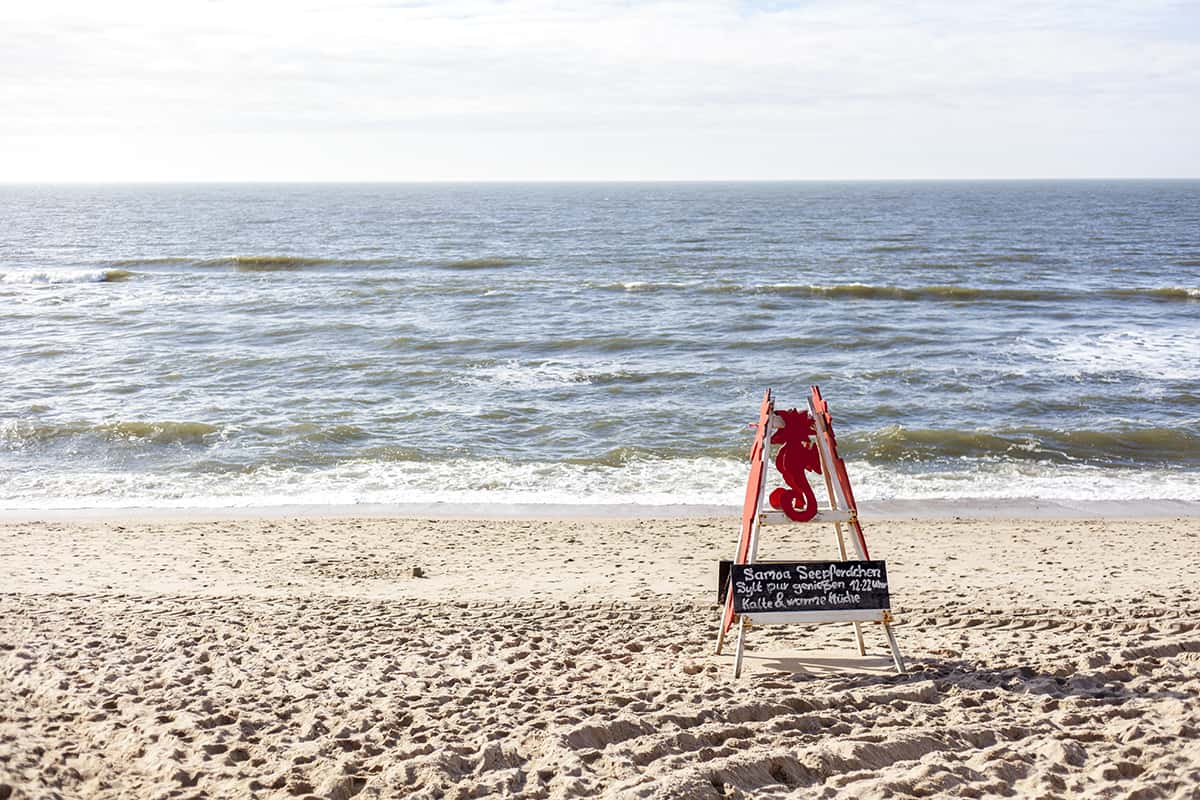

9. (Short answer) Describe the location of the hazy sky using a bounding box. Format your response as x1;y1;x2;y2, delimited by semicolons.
3;0;1197;181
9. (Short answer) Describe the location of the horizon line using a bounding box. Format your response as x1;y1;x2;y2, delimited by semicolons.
2;177;1199;186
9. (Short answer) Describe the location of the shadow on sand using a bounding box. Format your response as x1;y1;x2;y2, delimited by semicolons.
730;650;1192;702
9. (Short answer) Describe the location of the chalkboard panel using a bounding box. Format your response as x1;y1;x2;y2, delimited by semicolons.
731;560;889;614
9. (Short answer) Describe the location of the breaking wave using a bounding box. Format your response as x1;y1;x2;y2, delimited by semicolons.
108;255;400;271
591;281;697;292
2;420;219;447
1104;287;1200;302
760;284;1056;302
209;255;391;271
0;269;132;284
850;425;1200;468
693;283;1200;304
695;283;1062;301
1;455;1198;511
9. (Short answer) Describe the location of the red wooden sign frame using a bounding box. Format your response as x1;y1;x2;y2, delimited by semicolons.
721;388;772;635
810;385;870;560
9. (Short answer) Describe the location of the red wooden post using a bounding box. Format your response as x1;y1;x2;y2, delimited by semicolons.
810;384;870;560
721;389;772;635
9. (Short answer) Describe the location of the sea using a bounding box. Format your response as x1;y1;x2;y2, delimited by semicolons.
2;181;1198;515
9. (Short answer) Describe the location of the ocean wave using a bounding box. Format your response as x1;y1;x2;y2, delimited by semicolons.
245;422;376;446
0;269;132;284
777;284;1053;301
696;283;1200;304
1104;287;1200;302
2;420;218;447
593;281;696;293
698;283;1058;302
440;257;525;270
107;255;400;271
290;423;372;444
849;425;1200;468
206;255;384;271
107;257;192;267
102;421;219;444
694;283;1200;304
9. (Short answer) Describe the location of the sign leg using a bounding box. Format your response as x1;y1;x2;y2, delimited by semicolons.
716;584;736;655
883;622;906;675
733;617;748;678
833;523;866;656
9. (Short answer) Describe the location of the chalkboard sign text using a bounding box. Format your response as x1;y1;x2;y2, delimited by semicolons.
732;560;889;614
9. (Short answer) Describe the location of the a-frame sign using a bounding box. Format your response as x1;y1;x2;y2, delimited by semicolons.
715;386;906;678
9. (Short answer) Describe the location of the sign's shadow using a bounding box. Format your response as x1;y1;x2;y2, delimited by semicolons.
739;651;899;676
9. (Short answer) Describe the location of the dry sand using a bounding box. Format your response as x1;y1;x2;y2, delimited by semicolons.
1;514;1198;799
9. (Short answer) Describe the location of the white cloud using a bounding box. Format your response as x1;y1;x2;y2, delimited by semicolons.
1;0;1197;179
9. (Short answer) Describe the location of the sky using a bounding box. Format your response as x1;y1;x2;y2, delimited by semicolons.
2;0;1198;181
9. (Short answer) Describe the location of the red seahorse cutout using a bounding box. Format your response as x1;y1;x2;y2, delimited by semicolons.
768;408;822;521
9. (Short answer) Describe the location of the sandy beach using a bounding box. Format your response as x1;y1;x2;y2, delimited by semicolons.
2;514;1198;799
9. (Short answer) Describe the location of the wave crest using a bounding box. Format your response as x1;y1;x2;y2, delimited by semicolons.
771;284;1051;301
0;269;131;284
594;281;695;293
441;257;524;270
3;420;218;447
215;256;349;271
190;256;397;271
108;257;192;267
852;425;1200;468
2;455;1199;510
1105;287;1200;302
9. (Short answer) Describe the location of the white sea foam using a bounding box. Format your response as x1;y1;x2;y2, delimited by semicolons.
0;457;743;510
1025;328;1200;383
2;457;1199;512
620;281;694;292
456;359;635;390
848;461;1200;503
585;281;697;293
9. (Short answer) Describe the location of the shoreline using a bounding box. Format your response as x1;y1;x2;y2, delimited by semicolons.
3;496;1200;523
